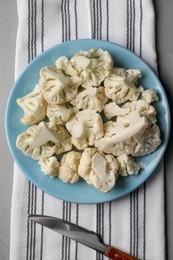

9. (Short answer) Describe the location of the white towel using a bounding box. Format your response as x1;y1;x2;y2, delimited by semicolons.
10;0;166;259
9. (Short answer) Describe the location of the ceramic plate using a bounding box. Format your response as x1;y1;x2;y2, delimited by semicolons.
5;39;170;204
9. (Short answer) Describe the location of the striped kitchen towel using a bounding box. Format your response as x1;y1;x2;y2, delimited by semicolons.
10;0;166;259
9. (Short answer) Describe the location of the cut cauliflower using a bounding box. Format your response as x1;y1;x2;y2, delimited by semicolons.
16;121;72;160
131;124;161;156
142;89;159;103
70;86;108;112
70;48;114;88
15;49;162;188
59;151;81;183
78;148;119;192
47;103;72;125
96;112;161;157
17;84;47;125
104;102;130;119
116;154;140;176
39;66;82;104
38;156;60;177
117;100;157;126
55;56;78;77
66;109;104;150
104;67;143;104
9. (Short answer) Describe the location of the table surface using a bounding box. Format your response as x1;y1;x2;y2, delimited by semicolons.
0;1;172;259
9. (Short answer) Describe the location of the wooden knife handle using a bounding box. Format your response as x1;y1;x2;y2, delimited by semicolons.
104;246;139;260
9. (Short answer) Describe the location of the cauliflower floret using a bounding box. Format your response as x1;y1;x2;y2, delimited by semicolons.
70;48;114;88
116;154;140;176
131;124;161;156
78;148;119;193
95;112;149;156
59;151;81;183
38;156;60;177
47;103;72;125
96;112;161;157
66;109;104;150
104;67;143;104
39;66;82;104
113;67;142;82
117;100;157;126
48;122;72;155
104;102;130;119
70;86;108;112
142;89;159;103
16;84;47;125
55;56;78;77
16;121;72;160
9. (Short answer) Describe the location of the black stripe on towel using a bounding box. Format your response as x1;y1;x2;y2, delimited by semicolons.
143;183;146;260
74;0;78;39
75;204;79;260
26;181;31;260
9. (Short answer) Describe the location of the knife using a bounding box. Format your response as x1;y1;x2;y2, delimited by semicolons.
28;215;138;260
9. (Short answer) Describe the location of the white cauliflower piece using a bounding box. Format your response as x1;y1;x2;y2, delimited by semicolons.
104;67;143;104
96;111;149;156
16;121;72;160
117;67;142;82
70;48;114;88
117;100;157;126
47;103;72;125
66;109;104;150
38;156;60;177
131;124;161;156
55;56;78;76
116;154;140;176
142;89;159;103
104;102;130;119
48;122;72;155
39;66;82;104
17;84;47;125
70;86;108;112
78;148;119;193
96;112;161;157
59;151;81;183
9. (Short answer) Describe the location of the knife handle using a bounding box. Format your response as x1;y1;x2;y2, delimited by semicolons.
104;246;139;260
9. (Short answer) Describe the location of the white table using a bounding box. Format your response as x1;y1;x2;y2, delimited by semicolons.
0;1;172;259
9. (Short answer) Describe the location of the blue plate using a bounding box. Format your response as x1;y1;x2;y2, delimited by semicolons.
5;39;170;204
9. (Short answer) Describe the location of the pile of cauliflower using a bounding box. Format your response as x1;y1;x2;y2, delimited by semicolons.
16;48;161;193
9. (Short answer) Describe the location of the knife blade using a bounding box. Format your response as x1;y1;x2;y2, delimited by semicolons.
28;215;138;260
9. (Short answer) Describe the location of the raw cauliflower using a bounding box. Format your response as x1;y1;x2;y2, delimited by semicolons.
104;102;130;119
17;84;47;125
38;156;60;177
104;67;143;104
116;154;140;176
96;112;161;157
59;151;81;183
70;48;114;88
47;103;72;125
142;89;159;103
39;66;82;104
66;109;104;150
78;148;119;192
131;124;161;156
117;100;157;126
16;121;72;160
70;86;108;112
55;56;78;77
